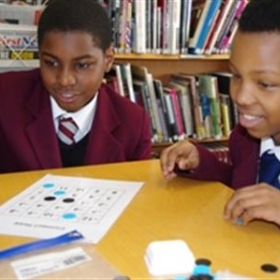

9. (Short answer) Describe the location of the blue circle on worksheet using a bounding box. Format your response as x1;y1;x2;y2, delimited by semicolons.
63;213;76;220
54;190;66;196
43;182;55;189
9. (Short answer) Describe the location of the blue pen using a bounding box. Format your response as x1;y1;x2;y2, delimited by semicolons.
0;230;84;261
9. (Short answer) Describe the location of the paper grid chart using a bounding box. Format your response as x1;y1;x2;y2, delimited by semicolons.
0;174;144;243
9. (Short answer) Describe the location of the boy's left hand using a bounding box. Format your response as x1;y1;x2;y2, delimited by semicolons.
224;183;280;226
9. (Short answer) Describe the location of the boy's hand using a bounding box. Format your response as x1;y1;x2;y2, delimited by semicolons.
224;183;280;226
160;140;200;179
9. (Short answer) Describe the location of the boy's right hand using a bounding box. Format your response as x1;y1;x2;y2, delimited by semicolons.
160;140;200;179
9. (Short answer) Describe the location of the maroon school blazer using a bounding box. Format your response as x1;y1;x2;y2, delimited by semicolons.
0;69;151;173
178;125;260;190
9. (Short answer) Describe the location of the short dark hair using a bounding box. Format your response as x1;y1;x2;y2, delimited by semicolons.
38;0;112;52
239;0;280;33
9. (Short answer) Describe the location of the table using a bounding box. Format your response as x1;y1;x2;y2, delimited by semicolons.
0;159;280;279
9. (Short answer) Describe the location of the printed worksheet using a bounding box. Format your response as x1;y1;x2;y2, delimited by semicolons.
0;174;143;243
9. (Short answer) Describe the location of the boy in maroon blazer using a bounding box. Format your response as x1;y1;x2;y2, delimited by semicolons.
160;0;280;227
0;0;151;173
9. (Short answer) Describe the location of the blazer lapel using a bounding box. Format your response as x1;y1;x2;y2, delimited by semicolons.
25;83;62;168
84;85;124;164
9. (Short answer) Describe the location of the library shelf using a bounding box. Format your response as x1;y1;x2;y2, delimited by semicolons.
0;54;231;157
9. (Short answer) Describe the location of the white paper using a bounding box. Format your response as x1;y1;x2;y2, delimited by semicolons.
0;174;143;243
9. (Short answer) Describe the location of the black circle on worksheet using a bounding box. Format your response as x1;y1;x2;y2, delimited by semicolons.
195;258;212;266
44;196;56;201
63;198;75;203
261;263;278;273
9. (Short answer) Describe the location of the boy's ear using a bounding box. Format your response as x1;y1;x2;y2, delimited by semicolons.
104;46;115;72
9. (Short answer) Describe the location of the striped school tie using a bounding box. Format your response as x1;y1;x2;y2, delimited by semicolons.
258;150;280;189
58;117;78;145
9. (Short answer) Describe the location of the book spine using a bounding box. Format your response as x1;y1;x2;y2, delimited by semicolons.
204;0;234;55
164;94;179;142
133;0;146;53
0;50;39;60
213;0;240;53
169;0;181;54
220;94;232;137
193;0;222;54
146;73;164;142
170;87;185;139
180;0;192;54
219;0;248;53
188;0;211;54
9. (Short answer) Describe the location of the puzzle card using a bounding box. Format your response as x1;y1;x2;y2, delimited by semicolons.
0;174;143;243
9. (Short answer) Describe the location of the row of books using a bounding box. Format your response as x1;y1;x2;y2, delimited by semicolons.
104;0;248;55
105;62;237;143
0;0;248;57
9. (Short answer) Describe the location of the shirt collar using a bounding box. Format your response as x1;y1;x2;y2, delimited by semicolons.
50;93;98;138
260;137;280;161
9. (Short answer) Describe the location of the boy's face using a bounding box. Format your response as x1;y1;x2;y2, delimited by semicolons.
39;31;114;112
230;31;280;144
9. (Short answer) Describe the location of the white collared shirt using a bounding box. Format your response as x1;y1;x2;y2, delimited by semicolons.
260;137;280;161
50;94;98;142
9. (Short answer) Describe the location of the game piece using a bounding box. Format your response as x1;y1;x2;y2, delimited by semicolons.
195;258;212;266
236;217;243;225
190;264;214;280
261;263;278;273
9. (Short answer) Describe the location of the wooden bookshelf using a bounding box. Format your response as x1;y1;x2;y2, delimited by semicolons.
115;54;230;157
115;54;230;84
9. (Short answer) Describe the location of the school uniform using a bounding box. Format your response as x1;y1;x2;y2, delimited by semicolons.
177;125;260;190
0;68;151;173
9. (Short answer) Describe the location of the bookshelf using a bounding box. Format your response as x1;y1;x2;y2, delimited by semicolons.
114;53;230;157
115;54;230;84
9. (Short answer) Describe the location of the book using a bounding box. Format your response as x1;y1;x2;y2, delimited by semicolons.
120;63;136;103
163;86;185;140
220;93;232;137
204;0;235;55
168;79;194;137
171;73;205;139
153;79;172;142
110;64;125;97
132;79;156;140
211;71;238;128
163;93;179;142
133;0;146;53
213;0;240;53
188;0;210;54
219;0;248;54
191;0;222;55
169;0;182;54
108;0;122;50
197;74;222;139
131;64;163;142
179;0;193;54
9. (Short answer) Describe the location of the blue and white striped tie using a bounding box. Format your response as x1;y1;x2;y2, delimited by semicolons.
258;150;280;189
